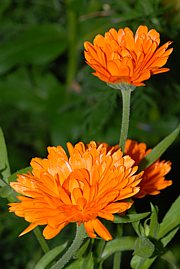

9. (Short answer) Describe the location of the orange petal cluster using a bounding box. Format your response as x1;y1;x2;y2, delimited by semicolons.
125;139;172;198
9;141;143;240
84;25;173;86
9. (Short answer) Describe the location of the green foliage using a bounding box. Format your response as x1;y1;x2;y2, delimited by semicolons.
0;24;67;74
0;128;11;181
101;236;136;261
34;242;68;269
133;236;155;258
114;212;150;224
138;125;180;170
157;195;180;242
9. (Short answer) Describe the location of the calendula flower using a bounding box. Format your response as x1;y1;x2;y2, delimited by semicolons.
84;25;173;86
9;141;143;240
125;139;172;198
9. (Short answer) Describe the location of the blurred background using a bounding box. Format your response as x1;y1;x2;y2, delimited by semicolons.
0;0;179;268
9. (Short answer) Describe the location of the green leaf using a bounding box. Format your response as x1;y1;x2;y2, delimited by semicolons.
0;185;17;202
114;212;150;224
34;242;68;269
101;236;136;260
0;127;11;182
131;197;180;269
64;252;94;269
138;125;180;170
132;220;144;237
82;252;94;269
161;227;179;247
8;166;32;182
130;255;156;269
0;24;67;73
133;236;155;258
157;195;180;240
149;204;160;238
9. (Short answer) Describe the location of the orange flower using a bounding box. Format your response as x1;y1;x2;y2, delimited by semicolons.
125;139;172;198
84;25;173;86
9;141;143;240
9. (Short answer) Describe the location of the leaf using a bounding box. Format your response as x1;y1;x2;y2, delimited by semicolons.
131;197;180;269
81;252;94;269
114;212;150;224
133;236;155;258
157;195;180;240
64;258;83;269
0;185;17;202
149;204;160;238
132;220;144;237
101;236;136;260
161;227;179;247
130;255;156;269
34;242;68;269
138;125;180;170
0;24;67;73
8;166;32;182
0;127;11;181
64;252;94;269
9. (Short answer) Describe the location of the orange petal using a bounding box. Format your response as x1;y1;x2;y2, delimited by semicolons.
92;219;112;241
19;223;38;236
43;223;66;239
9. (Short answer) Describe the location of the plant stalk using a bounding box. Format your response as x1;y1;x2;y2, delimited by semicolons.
113;224;123;269
119;87;132;152
50;224;86;269
33;227;50;253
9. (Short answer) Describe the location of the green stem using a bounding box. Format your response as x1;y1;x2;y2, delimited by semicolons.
33;227;50;253
119;87;132;152
113;224;123;269
50;224;86;269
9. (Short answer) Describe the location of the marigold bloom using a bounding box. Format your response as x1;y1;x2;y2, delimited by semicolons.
9;141;143;240
125;139;172;198
84;25;173;86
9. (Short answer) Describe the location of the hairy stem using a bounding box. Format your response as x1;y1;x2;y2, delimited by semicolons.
119;88;132;152
50;224;86;269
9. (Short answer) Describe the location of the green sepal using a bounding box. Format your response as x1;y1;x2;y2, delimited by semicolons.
107;82;136;91
34;242;68;269
114;212;150;224
149;204;160;239
138;125;180;171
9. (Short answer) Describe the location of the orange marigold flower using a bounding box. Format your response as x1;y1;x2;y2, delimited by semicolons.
125;139;172;198
84;25;173;86
9;141;143;241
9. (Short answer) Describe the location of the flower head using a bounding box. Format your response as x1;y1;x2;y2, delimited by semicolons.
84;25;173;86
9;141;143;240
125;139;172;198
